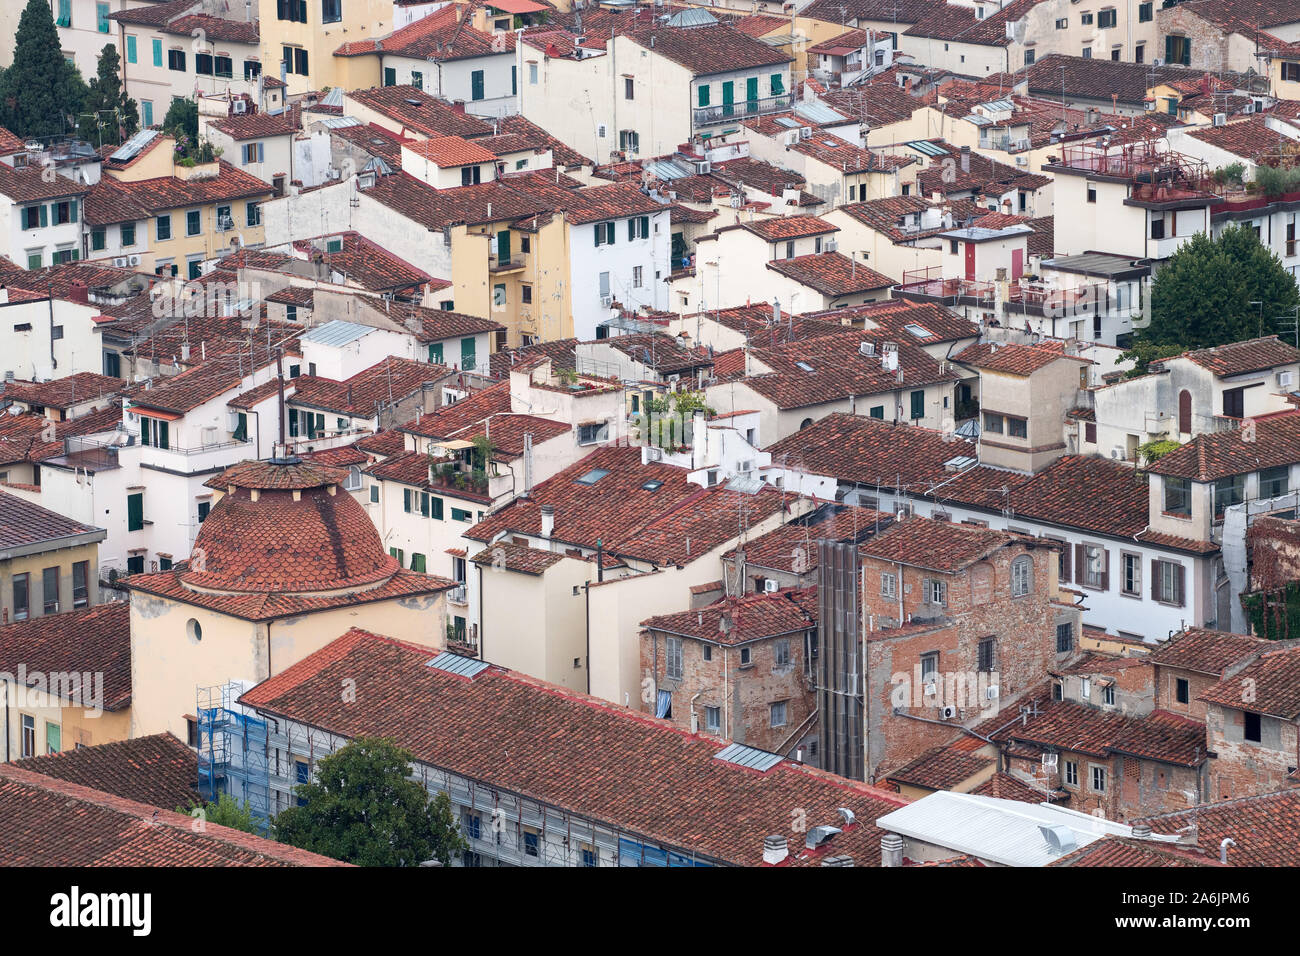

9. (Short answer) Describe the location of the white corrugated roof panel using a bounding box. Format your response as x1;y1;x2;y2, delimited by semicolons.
300;320;374;347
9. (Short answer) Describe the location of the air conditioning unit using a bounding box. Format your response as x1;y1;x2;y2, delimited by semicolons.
1213;112;1227;127
695;161;711;174
985;685;999;700
785;130;799;146
232;100;248;114
1015;156;1028;166
128;254;141;267
113;257;129;268
1280;371;1295;388
600;293;613;307
763;579;779;593
824;238;838;252
1152;58;1163;66
938;705;958;719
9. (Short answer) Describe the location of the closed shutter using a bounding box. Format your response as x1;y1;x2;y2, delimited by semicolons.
127;493;143;532
1150;559;1159;601
39;204;48;228
1059;541;1071;582
431;497;443;520
1100;548;1109;591
1175;563;1186;607
403;488;412;513
1074;543;1086;584
628;218;636;241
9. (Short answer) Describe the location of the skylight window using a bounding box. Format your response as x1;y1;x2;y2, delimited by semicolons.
796;361;815;372
641;479;664;491
714;743;782;772
904;323;932;338
576;468;610;485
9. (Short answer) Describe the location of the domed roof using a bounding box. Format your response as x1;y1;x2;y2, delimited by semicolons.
182;457;397;596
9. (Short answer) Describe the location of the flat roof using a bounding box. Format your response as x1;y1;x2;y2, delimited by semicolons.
1040;252;1151;279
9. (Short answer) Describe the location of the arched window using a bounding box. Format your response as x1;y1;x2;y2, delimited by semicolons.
1011;555;1033;597
1178;390;1192;434
800;417;814;430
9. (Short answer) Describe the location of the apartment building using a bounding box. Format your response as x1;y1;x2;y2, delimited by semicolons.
0;491;105;627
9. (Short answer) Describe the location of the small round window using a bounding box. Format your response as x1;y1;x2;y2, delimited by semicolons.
187;618;203;643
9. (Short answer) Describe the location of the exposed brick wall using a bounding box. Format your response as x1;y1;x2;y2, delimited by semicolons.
1156;7;1231;73
1246;516;1300;592
1206;703;1300;799
639;627;816;754
1153;663;1219;721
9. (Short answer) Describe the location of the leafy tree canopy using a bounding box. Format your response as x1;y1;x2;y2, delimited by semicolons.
180;792;261;834
1120;225;1300;375
162;97;198;142
272;737;467;866
0;0;88;139
79;44;138;147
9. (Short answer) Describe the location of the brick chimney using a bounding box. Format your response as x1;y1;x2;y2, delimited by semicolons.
67;280;88;305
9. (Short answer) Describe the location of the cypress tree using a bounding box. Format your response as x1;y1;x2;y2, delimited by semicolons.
0;0;88;140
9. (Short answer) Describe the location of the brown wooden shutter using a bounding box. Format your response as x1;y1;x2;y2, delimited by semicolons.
1060;540;1071;582
1100;548;1110;592
1176;563;1186;607
1074;544;1085;585
1151;559;1160;601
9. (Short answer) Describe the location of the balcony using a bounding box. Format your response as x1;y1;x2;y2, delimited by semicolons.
447;584;468;605
692;94;793;130
140;438;251;474
488;253;525;275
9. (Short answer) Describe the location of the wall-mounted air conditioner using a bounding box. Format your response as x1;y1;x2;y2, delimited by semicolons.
1279;370;1295;388
986;685;999;700
232;100;248;114
763;579;779;593
799;127;812;140
938;705;958;719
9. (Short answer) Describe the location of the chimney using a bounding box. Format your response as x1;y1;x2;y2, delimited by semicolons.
0;286;7;304
762;835;788;865
821;855;854;867
1130;823;1153;840
68;280;89;305
880;833;904;867
540;503;555;538
452;101;466;115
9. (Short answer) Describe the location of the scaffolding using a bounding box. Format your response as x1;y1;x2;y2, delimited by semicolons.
196;682;272;823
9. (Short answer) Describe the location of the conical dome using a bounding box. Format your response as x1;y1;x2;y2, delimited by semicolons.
180;458;397;596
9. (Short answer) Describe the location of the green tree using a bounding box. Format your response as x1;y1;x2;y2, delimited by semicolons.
162;96;199;142
273;737;468;866
80;44;138;147
0;0;88;139
180;792;261;834
1124;225;1300;370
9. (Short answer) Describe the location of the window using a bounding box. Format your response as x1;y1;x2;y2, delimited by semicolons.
1082;544;1106;589
1244;711;1262;742
1121;552;1141;597
1261;465;1289;499
578;422;608;445
186;209;202;236
1064;760;1078;786
411;70;423;90
246;202;261;227
127;492;144;532
627;215;650;240
983;412;1003;434
1103;683;1115;706
920;653;939;686
46;721;61;754
785;240;795;259
770;700;788;727
120;222;136;247
624;76;634;100
740;647;752;666
383;67;396;86
1055;17;1067;28
1214;475;1245;518
155;214;171;241
1086;185;1097;203
168;48;186;72
1098;8;1116;28
127;555;145;574
881;572;896;598
242;142;265;166
42;566;59;614
705;705;721;733
322;0;341;23
666;637;683;680
13;573;29;621
21;715;35;758
1285;62;1300;83
1163;476;1191;517
152;37;163;67
1139;1;1152;20
293;47;308;75
1176;677;1190;705
471;70;485;101
1166;34;1191;67
72;561;89;608
910;390;925;420
1010;556;1032;597
91;228;106;252
927;579;946;605
1024;48;1035;66
244;59;261;80
593;221;615;246
529;62;538;85
1056;621;1073;654
774;639;791;666
1090;765;1107;793
196;52;214;76
977;637;995;672
198;501;211;523
632;266;642;288
1155;559;1185;606
1007;416;1027;438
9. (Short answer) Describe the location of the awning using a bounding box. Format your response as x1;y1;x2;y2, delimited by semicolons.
430;438;475;451
130;406;182;421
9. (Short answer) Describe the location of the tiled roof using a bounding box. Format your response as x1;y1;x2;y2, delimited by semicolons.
1175;335;1300;377
820;83;925;127
288;357;447;418
970;771;1060;804
492;114;592;169
788;135;914;175
12;733;198;808
0;488;103;552
336;3;514;60
91;161;273;216
625;24;792;76
599;333;713;374
801;0;943;24
466;446;791;566
886;746;995;790
904;0;1044;46
858;516;1023;572
834;195;944;243
1;371;124;409
468;540;566;575
640;586;817;645
0;164;88;202
1022;54;1259;107
1000;455;1151;540
131;356;279;415
1198;644;1300;718
0;125;24;154
711;157;806;197
1141;788;1300;866
354;428;407;457
1184;115;1292;162
727;503;893;572
376;300;505;341
916;149;1042;198
737;328;958;409
488;339;578;379
1049;836;1221;867
766;252;895;295
1147;627;1267;677
952;340;1088;375
238;627;908;866
326;121;411;167
401;380;513;439
563;182;664;225
345;86;495;139
209;106;301;141
405;135;499;167
0;765;343;866
290;231;431;292
742;215;838;241
0;602;130;711
363;172;553;230
1148;411;1300;481
815;300;978;345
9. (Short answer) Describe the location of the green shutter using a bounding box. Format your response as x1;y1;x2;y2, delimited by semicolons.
911;390;924;419
771;73;784;96
628;218;635;241
698;84;710;107
403;488;412;512
429;342;444;364
411;553;426;572
126;35;137;64
461;337;476;371
127;493;143;532
420;492;430;517
152;38;162;67
431;497;443;520
157;419;168;449
39;204;47;227
471;70;485;100
384;67;396;86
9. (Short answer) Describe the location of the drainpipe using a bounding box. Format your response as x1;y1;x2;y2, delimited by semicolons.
477;561;485;661
584;579;591;694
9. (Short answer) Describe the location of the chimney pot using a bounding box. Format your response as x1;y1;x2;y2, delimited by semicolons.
540;503;555;538
880;832;904;867
762;834;788;865
1131;823;1153;839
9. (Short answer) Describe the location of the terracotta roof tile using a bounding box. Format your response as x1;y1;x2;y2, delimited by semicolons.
1175;335;1300;377
1198;643;1300;719
858;515;1024;572
345;86;495;139
742;215;837;241
1148;627;1267;677
12;732;198;808
209;106;301;141
766;252;894;295
1141;788;1300;866
288;357;447;419
624;23;791;76
641;586;817;644
405;135;499;167
886;746;994;790
468;540;565;575
1049;836;1222;866
727;503;893;572
2;372;124;409
0;602;130;711
0;488;103;551
953;340;1088;375
1149;411;1300;481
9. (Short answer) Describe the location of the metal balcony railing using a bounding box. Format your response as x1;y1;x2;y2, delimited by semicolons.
693;94;793;129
